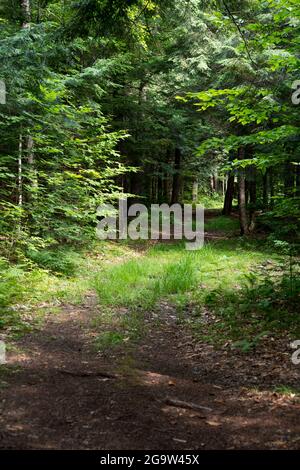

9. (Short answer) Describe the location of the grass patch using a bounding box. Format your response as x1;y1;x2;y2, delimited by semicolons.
94;248;199;310
190;256;300;348
205;215;240;233
93;236;281;350
94;331;126;350
195;193;227;209
273;385;300;397
92;309;145;353
2;215;296;355
0;241;135;338
94;236;282;315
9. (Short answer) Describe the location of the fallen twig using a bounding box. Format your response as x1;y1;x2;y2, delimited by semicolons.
56;369;118;379
165;397;213;413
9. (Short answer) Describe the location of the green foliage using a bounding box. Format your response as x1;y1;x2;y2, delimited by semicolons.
1;0;299;350
26;248;80;276
93;331;125;351
155;257;197;295
205;215;240;233
0;7;132;259
198;263;300;349
182;0;300;234
94;252;197;309
0;258;27;313
197;193;225;209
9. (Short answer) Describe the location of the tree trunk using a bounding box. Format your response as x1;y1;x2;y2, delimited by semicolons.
222;172;235;215
17;1;31;207
213;174;217;193
26;135;38;197
262;171;268;208
20;1;34;206
210;175;214;195
284;162;294;197
18;132;23;206
192;179;198;203
238;147;249;235
295;164;300;198
163;148;172;204
157;171;163;203
248;166;257;231
171;148;182;204
21;0;31;28
238;170;249;235
269;168;274;209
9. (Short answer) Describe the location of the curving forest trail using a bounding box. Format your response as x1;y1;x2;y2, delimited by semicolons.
1;226;299;450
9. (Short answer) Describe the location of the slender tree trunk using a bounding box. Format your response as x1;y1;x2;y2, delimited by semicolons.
284;162;294;197
210;175;214;195
238;147;249;235
269;168;274;209
17;1;31;208
18;132;23;206
158;171;163;203
192;179;198;203
262;171;268;208
21;0;31;28
222;172;235;215
213;174;217;193
20;1;35;207
295;164;300;198
238;170;249;235
248;166;257;231
164;177;170;204
163;148;172;204
26;135;38;198
171;148;182;204
152;175;158;203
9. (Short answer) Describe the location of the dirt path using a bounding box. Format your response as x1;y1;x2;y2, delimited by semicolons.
1;289;300;450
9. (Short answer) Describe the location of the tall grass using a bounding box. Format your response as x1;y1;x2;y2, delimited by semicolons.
94;253;198;309
94;237;273;311
204;215;240;233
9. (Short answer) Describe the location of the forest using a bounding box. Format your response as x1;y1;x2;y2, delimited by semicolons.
0;0;300;455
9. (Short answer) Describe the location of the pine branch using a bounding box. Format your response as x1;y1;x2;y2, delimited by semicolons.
222;0;256;69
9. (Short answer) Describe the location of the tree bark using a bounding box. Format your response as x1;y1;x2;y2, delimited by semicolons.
238;170;249;235
222;172;235;215
192;179;198;203
210;175;214;195
248;166;257;231
171;148;182;204
284;162;294;197
17;1;31;207
21;0;31;28
295;164;300;198
269;168;274;209
157;170;163;203
18;132;23;206
238;148;249;235
262;171;268;208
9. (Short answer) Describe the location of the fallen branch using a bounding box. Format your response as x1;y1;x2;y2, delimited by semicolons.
57;369;118;379
165;397;213;413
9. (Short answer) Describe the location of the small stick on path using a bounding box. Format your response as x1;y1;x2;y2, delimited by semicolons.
165;397;213;413
57;369;118;379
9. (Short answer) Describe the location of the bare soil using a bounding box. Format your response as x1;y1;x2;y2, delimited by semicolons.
0;288;300;450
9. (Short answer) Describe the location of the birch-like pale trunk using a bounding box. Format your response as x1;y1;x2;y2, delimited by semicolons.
238;147;249;235
20;1;37;204
21;0;31;28
17;1;31;208
18;132;23;206
192;180;198;203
